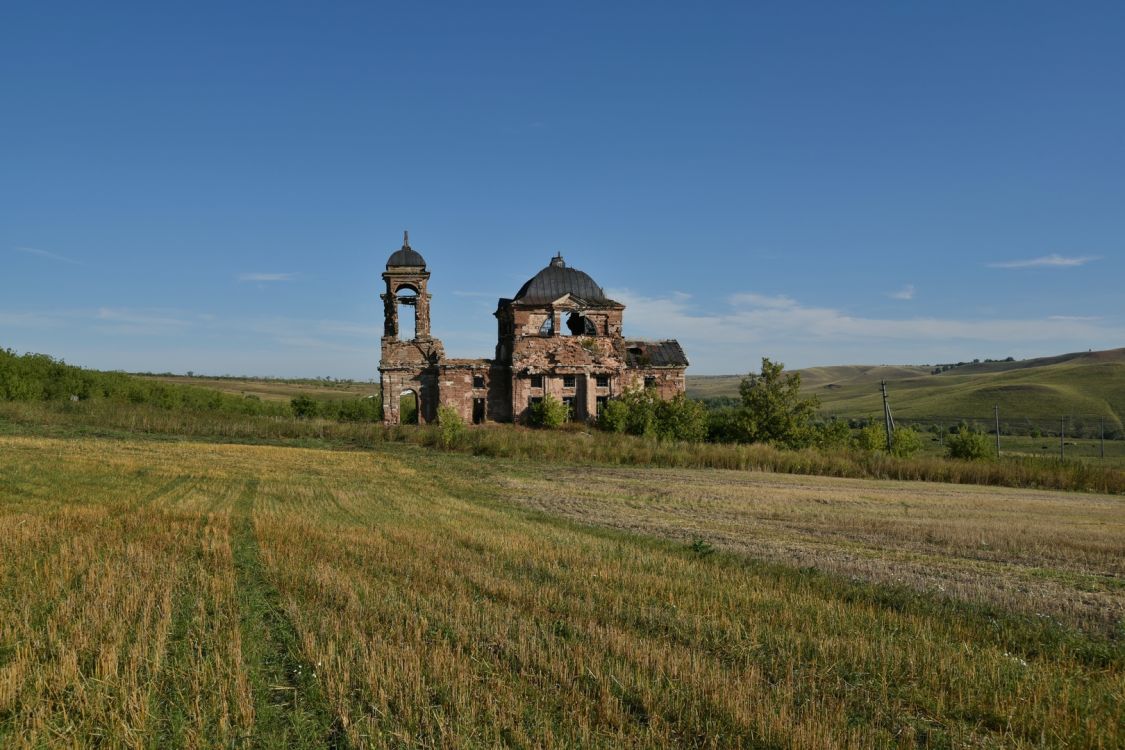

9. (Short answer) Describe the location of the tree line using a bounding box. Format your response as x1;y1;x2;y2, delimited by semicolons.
524;357;1002;460
0;349;380;422
2;348;1003;459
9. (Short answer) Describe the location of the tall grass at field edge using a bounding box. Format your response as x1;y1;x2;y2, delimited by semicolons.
4;400;1122;494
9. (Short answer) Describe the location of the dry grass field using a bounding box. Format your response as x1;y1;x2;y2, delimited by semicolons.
502;468;1125;636
1;435;1122;748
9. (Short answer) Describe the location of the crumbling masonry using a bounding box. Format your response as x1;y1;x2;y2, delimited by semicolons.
379;233;688;425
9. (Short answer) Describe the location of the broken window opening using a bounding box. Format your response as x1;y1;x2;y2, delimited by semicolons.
565;311;596;336
530;375;543;389
595;375;609;388
473;375;485;389
562;375;576;389
472;398;485;424
596;395;608;416
561;396;575;420
644;376;657;389
538;316;554;336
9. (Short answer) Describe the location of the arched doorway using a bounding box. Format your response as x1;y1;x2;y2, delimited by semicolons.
399;389;419;425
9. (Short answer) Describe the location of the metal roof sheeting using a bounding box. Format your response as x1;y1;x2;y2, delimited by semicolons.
386;246;426;268
624;340;689;368
513;254;612;305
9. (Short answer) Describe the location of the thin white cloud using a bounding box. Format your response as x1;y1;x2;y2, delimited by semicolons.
606;286;1125;372
14;246;84;265
93;308;193;336
728;292;795;309
95;308;190;326
1047;315;1102;321
0;311;69;328
889;284;915;300
988;254;1099;269
237;272;296;282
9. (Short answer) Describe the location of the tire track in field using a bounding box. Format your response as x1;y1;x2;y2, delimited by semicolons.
231;478;347;748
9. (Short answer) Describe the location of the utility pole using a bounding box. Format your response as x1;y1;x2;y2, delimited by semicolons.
994;405;1001;458
880;379;895;453
1060;416;1065;460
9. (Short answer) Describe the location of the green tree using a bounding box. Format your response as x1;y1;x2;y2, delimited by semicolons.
890;427;922;457
597;398;629;433
290;394;318;419
597;389;707;441
735;357;820;449
654;394;708;442
620;387;659;437
853;422;886;452
436;405;467;448
530;393;569;428
852;422;922;457
814;419;852;449
946;427;993;460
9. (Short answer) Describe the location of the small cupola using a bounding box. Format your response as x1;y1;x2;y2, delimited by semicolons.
386;230;427;269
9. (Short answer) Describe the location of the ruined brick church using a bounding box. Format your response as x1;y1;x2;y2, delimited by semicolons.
379;232;688;425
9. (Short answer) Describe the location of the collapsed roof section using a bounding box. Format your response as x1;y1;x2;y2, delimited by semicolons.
624;340;690;368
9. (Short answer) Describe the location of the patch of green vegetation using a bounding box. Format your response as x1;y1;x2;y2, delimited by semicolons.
3;399;1123;493
0;348;381;424
230;482;345;747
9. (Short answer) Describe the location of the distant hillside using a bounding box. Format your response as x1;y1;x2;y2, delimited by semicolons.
140;374;377;403
688;348;1125;427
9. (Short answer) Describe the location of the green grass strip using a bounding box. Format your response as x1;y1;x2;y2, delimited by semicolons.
231;479;347;749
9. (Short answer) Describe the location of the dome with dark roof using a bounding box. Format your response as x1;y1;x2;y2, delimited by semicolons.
386;231;426;268
513;254;610;305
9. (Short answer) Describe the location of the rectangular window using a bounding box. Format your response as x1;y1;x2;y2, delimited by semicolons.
596;395;608;415
529;396;543;407
563;375;576;389
473;375;485;389
561;396;574;419
530;375;543;389
595;375;609;388
644;376;657;389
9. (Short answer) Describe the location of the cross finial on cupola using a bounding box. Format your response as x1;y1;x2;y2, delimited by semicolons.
403;230;410;248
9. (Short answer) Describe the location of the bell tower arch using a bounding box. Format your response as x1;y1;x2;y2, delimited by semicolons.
378;231;445;424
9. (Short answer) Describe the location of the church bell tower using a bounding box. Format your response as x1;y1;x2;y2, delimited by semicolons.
378;231;444;424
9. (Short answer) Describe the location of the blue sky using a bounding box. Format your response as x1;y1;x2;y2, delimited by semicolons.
3;1;1122;377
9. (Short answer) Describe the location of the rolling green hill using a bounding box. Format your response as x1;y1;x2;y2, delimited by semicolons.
688;348;1125;428
140;373;377;402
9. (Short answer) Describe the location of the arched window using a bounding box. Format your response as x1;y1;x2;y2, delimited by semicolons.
396;287;418;340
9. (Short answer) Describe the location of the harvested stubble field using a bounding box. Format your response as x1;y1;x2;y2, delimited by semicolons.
0;435;1122;748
